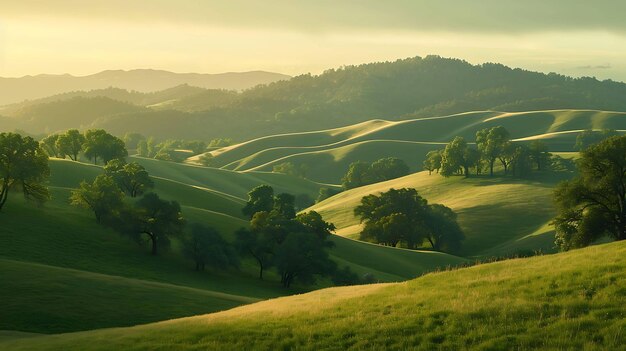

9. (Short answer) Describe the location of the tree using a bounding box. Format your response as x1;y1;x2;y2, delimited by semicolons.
316;187;341;203
0;133;50;211
274;231;336;288
528;141;551;171
574;129;618;151
440;136;467;177
424;204;464;253
40;134;62;158
497;142;516;175
122;193;185;255
476;126;510;176
355;188;430;249
369;157;410;182
273;193;296;219
183;224;238;271
123;133;145;150
510;145;533;178
83;129;127;165
463;147;482;177
272;162;307;178
423;150;442;175
242;185;275;218
69;174;124;222
235;227;274;279
553;136;626;250
56;129;85;161
104;159;154;197
354;188;463;252
294;193;314;211
341;161;372;189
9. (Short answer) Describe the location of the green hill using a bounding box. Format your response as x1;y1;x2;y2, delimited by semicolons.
308;170;570;257
0;158;465;333
192;109;626;183
4;240;623;350
5;56;626;141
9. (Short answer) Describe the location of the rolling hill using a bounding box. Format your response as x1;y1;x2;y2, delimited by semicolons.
190;109;626;184
4;56;626;141
0;158;466;333
4;240;623;350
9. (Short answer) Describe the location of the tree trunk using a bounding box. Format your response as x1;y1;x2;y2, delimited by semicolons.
0;182;9;211
150;235;158;255
464;165;469;178
489;160;494;177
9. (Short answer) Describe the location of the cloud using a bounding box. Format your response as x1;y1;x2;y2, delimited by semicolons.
576;64;612;70
3;0;626;35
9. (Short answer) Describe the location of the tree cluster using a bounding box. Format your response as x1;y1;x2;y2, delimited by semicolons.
342;157;410;189
424;126;552;178
236;185;342;287
134;134;233;163
40;129;127;165
355;188;464;253
272;162;308;179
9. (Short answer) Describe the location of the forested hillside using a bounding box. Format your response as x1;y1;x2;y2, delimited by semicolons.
3;56;626;140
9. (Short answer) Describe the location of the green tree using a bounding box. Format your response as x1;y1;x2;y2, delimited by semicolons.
56;129;85;161
553;136;626;250
83;129;127;165
234;227;274;279
273;193;296;219
121;193;185;255
122;133;145;150
242;185;275;218
294;193;314;211
424;204;464;253
341;161;372;189
355;188;463;252
316;187;341;203
528;140;551;171
40;134;62;158
198;153;214;167
274;231;336;288
510;145;533;178
574;129;618;151
423;150;442;175
69;174;124;223
273;162;307;178
0;133;50;211
476;126;510;176
183;224;238;271
104;159;154;198
497;142;516;175
369;157;410;182
440;136;467;177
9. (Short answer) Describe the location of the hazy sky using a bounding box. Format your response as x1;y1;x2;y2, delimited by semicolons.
2;0;626;81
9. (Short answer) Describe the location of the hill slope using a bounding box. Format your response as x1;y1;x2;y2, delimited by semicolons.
0;158;465;333
5;241;624;350
5;56;626;140
193;109;626;183
309;170;567;257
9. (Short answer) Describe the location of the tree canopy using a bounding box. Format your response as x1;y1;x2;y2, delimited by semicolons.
0;132;50;211
342;157;410;189
553;135;626;250
83;129;128;165
355;188;464;252
104;159;154;197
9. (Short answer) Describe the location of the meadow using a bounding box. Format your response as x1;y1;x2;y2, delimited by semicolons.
3;240;623;350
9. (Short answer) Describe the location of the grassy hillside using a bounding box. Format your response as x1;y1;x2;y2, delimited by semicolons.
194;110;626;183
309;170;570;257
5;241;624;350
0;158;466;333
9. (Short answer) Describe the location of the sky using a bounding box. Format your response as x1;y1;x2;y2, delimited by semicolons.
1;0;626;81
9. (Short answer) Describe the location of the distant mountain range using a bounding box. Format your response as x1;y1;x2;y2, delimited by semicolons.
2;56;626;140
0;69;291;105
